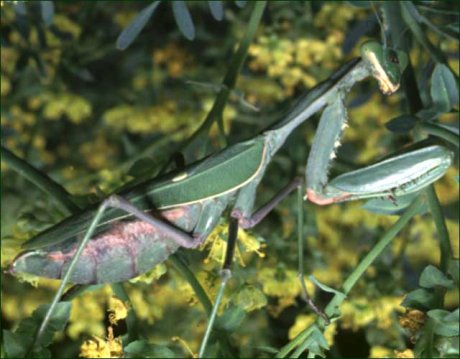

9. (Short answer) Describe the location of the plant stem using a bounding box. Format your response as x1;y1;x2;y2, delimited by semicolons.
425;186;453;274
170;254;213;316
341;196;423;294
1;146;80;214
171;1;266;158
170;255;234;357
277;195;424;358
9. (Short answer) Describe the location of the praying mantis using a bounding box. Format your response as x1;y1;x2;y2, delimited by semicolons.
7;41;454;354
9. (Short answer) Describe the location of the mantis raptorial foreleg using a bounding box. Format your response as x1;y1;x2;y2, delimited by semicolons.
305;97;454;205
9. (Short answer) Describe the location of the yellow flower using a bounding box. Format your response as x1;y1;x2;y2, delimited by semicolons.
233;285;267;312
129;263;167;285
395;349;415;358
399;309;426;334
369;346;393;358
80;326;123;358
202;223;264;266
108;296;129;326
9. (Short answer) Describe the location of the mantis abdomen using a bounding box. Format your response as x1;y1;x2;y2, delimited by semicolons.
10;204;203;284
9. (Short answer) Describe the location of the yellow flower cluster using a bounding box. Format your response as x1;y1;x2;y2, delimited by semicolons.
153;43;194;78
42;93;92;124
80;326;123;358
248;33;342;96
78;133;117;170
103;101;192;135
68;289;111;339
248;4;360;97
340;296;404;332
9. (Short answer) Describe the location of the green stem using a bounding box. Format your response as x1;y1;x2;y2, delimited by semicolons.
341;196;423;294
1;146;80;214
198;273;230;358
169;254;213;316
425;186;452;274
170;255;234;357
172;1;266;157
277;195;424;358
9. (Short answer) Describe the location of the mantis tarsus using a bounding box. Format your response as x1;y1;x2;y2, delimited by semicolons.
8;41;454;355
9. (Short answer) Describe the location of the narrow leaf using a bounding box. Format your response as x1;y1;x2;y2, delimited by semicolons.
208;1;224;21
116;1;161;50
431;64;459;111
363;192;425;215
172;1;195;40
385;114;417;133
234;0;247;8
40;1;54;26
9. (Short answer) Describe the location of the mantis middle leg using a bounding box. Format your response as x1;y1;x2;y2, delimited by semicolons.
199;177;327;357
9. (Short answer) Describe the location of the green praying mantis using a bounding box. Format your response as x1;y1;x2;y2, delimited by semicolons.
7;41;454;354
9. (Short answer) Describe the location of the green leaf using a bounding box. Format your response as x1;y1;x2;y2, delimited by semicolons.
435;336;460;357
216;305;245;331
208;1;224;21
172;1;195;40
428;309;460;337
127;157;157;179
2;303;70;357
3;330;27;358
116;1;161;50
363;192;425;215
124;340;176;358
402;288;438;310
419;265;454;289
431;64;459;112
29;303;71;347
234;0;246;8
385;114;417;133
300;326;329;358
40;1;54;26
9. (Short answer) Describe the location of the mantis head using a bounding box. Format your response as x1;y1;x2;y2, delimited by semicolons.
360;41;408;95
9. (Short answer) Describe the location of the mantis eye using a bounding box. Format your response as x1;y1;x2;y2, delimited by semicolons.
388;50;399;64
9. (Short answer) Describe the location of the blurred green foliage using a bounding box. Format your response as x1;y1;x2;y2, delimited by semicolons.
1;1;459;358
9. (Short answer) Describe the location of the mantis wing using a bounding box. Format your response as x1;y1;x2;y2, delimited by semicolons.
23;137;266;250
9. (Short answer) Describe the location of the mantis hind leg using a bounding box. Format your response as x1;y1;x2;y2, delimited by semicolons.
31;194;201;355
